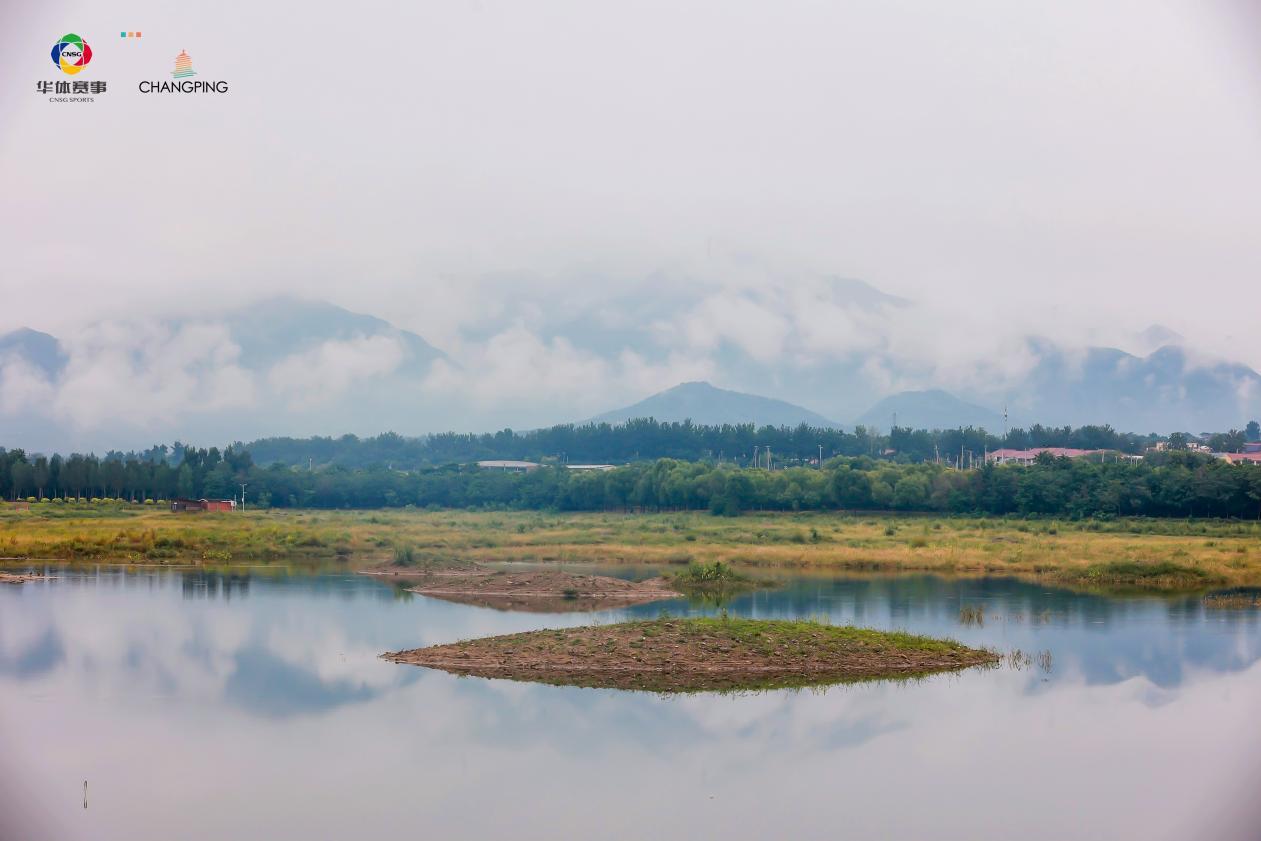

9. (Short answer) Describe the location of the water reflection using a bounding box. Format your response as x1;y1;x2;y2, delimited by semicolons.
1;566;1259;841
181;571;251;601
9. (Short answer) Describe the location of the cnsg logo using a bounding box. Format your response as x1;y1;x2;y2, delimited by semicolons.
50;33;93;75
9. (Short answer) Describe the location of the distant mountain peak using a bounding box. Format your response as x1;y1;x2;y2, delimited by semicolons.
857;389;1003;432
823;276;910;309
588;381;840;427
216;297;446;370
0;327;67;378
1139;324;1184;348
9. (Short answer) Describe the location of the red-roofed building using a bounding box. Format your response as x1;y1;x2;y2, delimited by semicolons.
986;447;1104;466
171;498;236;513
1221;452;1261;465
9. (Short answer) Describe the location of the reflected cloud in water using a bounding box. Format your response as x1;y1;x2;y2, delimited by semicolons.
2;567;1260;840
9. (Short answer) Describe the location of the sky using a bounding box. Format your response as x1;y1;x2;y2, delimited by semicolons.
2;0;1261;442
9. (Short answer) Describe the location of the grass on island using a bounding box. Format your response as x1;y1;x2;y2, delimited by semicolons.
667;560;759;600
382;615;998;693
2;503;1260;593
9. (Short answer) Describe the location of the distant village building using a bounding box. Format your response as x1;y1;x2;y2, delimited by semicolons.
1220;453;1261;466
171;498;236;513
475;460;540;473
565;464;616;472
985;447;1103;466
1151;441;1213;454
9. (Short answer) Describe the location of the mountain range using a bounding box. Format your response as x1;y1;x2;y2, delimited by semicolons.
2;279;1260;452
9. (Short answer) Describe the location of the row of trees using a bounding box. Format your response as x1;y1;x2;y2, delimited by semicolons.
5;445;1259;519
1;445;254;503
244;419;1177;469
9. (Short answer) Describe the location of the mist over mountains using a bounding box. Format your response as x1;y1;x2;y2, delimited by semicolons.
1;276;1258;453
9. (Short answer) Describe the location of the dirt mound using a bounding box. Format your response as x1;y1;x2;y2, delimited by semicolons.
0;571;50;584
384;617;997;692
367;568;680;612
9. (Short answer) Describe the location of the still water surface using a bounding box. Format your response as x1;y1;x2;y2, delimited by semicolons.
2;565;1260;840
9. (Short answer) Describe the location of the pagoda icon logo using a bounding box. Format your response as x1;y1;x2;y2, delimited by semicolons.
137;48;229;94
172;50;195;79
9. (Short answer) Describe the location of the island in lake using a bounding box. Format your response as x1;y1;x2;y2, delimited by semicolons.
384;617;998;693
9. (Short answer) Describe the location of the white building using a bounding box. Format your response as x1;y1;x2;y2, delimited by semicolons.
476;460;540;473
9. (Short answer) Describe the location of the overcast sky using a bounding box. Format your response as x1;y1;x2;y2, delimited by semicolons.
3;0;1261;369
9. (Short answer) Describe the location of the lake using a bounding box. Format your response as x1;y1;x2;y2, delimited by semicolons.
2;565;1260;840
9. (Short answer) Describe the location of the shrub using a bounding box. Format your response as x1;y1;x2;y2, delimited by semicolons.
673;560;747;585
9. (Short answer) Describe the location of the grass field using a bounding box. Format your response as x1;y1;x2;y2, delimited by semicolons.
2;503;1259;592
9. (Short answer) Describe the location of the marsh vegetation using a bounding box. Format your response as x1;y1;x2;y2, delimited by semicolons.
2;505;1258;593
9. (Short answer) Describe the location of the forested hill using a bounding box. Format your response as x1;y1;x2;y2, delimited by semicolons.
242;419;1157;469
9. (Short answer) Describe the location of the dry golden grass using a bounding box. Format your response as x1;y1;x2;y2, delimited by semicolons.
1;504;1258;591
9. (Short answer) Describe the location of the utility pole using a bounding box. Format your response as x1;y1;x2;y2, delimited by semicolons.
818;443;823;467
239;483;247;511
753;445;758;469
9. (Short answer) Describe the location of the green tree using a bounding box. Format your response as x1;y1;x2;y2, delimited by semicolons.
176;464;196;498
892;474;929;509
9;460;32;500
32;456;50;499
1208;430;1246;453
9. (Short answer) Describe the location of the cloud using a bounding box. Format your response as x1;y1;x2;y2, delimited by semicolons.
0;356;55;415
267;335;406;408
422;323;714;415
50;322;257;430
681;293;792;364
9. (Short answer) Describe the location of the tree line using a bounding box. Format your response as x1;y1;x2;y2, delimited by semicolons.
4;445;1259;520
243;418;1180;470
1;445;254;503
